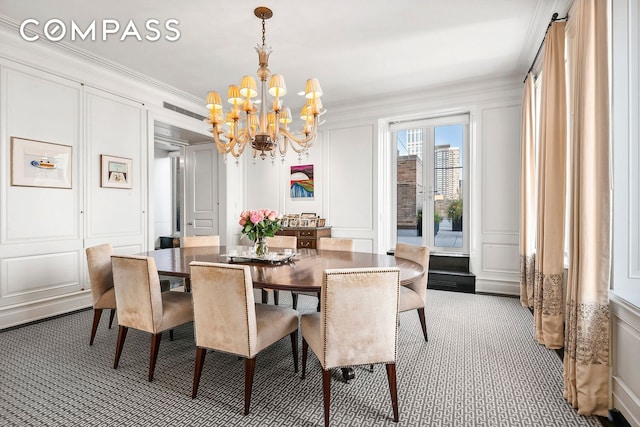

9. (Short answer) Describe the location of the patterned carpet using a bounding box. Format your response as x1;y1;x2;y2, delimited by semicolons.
0;290;602;427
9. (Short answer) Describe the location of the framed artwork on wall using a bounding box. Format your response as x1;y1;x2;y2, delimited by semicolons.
101;155;132;189
290;164;314;198
10;136;72;189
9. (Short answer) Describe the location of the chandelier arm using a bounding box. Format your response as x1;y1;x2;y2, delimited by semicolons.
277;136;288;156
235;137;251;157
278;126;317;148
211;128;237;155
210;124;252;158
288;143;305;155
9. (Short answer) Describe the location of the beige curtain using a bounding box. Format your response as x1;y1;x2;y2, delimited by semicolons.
534;22;567;349
563;0;610;416
520;74;536;308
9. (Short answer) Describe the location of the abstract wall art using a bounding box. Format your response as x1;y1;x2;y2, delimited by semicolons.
290;164;314;198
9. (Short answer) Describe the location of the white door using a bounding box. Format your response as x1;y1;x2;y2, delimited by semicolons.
184;143;219;237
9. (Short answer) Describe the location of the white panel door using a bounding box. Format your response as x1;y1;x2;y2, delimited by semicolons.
185;143;219;237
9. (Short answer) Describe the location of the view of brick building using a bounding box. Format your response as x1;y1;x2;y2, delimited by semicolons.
397;155;422;229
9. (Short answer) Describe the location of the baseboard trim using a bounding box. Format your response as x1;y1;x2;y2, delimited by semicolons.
610;294;640;427
475;278;519;296
0;291;92;330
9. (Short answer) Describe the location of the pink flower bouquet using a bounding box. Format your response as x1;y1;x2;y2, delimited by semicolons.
239;208;283;242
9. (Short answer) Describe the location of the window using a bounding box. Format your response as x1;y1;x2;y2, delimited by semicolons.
391;114;470;253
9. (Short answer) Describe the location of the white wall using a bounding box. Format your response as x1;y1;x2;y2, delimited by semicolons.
154;148;173;247
610;0;640;424
475;103;522;294
1;63;83;313
0;24;208;329
243;79;524;293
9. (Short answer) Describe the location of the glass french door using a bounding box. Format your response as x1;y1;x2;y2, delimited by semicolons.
392;114;469;252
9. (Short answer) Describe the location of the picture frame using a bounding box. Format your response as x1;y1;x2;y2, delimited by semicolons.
288;216;299;228
280;218;289;228
10;137;72;189
101;155;132;189
308;218;317;228
318;218;326;227
301;212;317;219
299;218;310;228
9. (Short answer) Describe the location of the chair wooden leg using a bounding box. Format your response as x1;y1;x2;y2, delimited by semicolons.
273;290;279;306
90;309;103;346
244;357;256;415
316;292;321;312
192;346;207;399
149;332;162;382
170;329;174;341
417;307;428;342
261;289;269;304
301;338;308;379
184;277;191;292
108;309;116;329
322;369;332;427
290;330;299;373
385;363;399;422
292;293;299;309
113;325;128;369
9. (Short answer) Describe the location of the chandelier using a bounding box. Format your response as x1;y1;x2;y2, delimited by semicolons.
205;6;325;163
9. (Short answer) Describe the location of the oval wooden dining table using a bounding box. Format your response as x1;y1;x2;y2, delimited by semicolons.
138;245;425;292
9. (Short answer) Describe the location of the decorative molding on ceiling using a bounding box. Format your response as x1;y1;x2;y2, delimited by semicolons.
0;14;203;106
515;0;573;77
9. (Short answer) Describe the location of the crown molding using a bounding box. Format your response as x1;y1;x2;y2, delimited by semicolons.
515;0;573;77
0;14;202;106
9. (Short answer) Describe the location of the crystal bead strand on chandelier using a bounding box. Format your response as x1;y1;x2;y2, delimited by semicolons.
204;6;326;164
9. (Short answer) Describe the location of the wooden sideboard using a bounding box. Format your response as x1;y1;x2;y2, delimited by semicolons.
276;226;331;249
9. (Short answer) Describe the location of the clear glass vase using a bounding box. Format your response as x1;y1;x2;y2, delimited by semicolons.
254;236;268;257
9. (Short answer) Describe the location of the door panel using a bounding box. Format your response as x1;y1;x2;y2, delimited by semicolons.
185;144;219;237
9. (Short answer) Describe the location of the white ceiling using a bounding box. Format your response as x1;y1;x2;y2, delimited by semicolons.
0;0;570;118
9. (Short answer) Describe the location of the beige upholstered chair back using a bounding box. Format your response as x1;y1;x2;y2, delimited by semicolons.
111;255;164;334
320;268;400;369
395;243;429;304
190;262;257;358
265;235;297;250
86;243;114;306
182;235;220;247
317;237;354;252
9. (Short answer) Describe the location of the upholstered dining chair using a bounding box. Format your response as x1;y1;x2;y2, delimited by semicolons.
189;262;299;415
111;254;194;381
293;237;355;310
262;235;297;305
317;237;354;252
86;243;116;346
182;235;220;247
394;242;430;341
301;267;401;427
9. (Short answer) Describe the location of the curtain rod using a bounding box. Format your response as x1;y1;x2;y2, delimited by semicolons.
523;12;569;83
